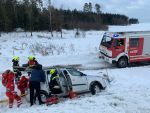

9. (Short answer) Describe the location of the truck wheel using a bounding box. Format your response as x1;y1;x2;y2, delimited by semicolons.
90;82;101;95
117;57;128;68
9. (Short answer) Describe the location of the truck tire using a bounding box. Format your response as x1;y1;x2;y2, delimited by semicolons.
90;82;101;95
117;57;128;68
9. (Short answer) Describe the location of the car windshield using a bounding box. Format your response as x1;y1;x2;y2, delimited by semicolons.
101;34;112;48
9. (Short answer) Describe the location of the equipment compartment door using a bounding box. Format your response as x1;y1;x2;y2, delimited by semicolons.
129;38;144;56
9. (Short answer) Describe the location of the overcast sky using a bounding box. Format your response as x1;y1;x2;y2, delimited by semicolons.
44;0;150;23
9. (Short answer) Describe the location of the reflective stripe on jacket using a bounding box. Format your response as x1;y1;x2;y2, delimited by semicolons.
52;75;59;80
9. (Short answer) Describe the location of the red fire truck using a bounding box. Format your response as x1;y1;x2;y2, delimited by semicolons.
99;31;150;68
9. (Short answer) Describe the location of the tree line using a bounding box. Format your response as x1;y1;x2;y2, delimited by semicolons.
0;0;139;33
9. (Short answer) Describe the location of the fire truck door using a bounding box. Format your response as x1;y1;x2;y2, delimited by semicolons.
112;38;125;57
128;38;144;56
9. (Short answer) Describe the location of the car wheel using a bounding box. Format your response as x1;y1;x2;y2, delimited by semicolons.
24;90;49;103
117;57;128;68
90;82;101;95
40;90;49;103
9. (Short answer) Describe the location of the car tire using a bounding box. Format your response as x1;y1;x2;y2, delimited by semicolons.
25;90;49;103
40;90;49;103
117;57;128;68
90;82;101;95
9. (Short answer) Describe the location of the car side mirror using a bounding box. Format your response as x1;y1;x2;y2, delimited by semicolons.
80;73;86;76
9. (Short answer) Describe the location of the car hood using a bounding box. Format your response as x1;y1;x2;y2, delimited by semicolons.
86;73;110;86
86;74;105;81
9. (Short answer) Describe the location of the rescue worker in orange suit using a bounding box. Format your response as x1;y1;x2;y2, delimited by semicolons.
17;76;29;96
12;56;22;83
3;70;22;108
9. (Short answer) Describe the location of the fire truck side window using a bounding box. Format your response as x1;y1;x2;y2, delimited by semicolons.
130;38;139;47
114;39;124;47
101;35;112;48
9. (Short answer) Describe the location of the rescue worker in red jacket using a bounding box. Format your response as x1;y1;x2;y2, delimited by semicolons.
17;76;29;96
27;56;39;68
22;56;39;76
3;70;22;108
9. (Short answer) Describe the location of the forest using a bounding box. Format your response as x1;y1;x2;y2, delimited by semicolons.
0;0;139;32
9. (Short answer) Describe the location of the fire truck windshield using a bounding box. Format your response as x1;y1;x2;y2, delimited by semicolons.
101;35;112;48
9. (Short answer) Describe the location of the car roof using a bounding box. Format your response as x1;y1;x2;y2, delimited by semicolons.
16;65;79;74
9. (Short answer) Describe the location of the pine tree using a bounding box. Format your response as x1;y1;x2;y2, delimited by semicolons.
95;4;101;14
89;2;92;12
129;18;139;24
83;3;89;13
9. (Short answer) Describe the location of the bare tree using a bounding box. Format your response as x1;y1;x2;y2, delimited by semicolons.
26;0;43;36
48;0;53;37
29;2;32;36
12;0;18;28
0;1;2;37
24;0;33;36
0;0;6;34
59;6;64;38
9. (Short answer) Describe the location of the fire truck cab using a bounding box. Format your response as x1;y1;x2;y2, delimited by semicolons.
99;31;150;68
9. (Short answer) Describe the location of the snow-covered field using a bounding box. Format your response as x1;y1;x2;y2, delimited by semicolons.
1;24;150;113
0;30;106;72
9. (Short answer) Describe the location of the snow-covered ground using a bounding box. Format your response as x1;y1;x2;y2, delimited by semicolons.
0;30;105;72
1;24;150;113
